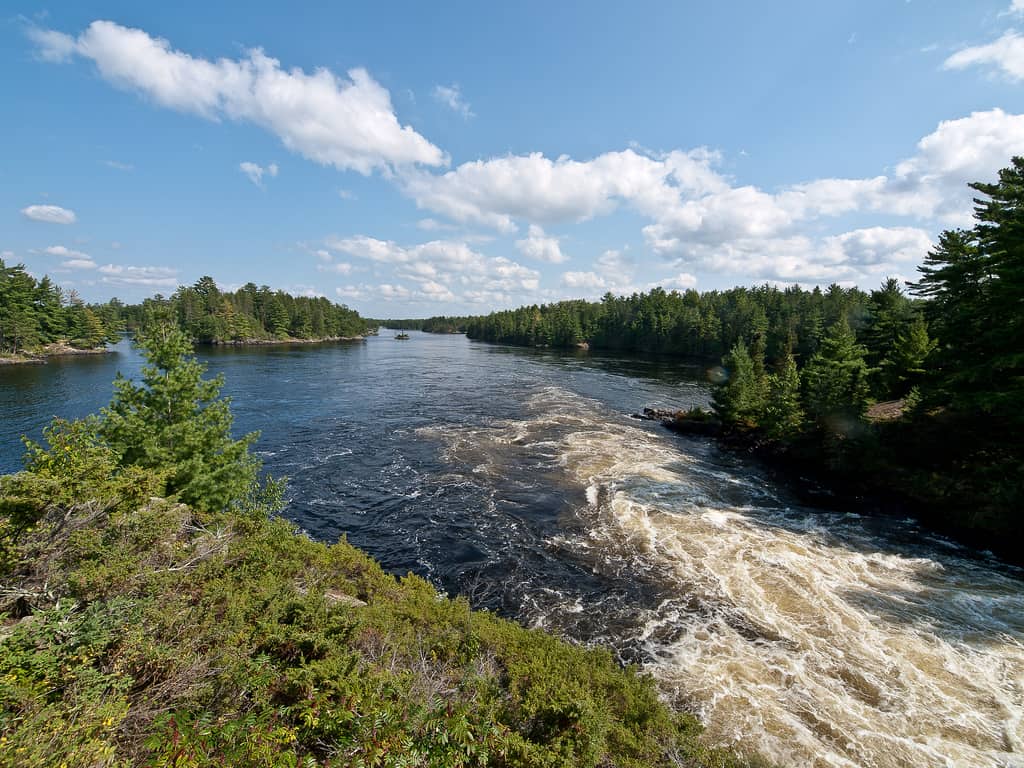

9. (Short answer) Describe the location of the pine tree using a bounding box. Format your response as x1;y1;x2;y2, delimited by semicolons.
885;315;936;397
802;316;873;429
267;298;291;338
762;345;804;440
712;342;765;427
864;278;916;395
70;306;107;349
965;156;1024;418
99;323;260;511
909;229;988;405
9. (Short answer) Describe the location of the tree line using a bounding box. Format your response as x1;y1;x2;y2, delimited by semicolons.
120;276;371;343
0;259;122;355
449;281;930;403
370;316;470;333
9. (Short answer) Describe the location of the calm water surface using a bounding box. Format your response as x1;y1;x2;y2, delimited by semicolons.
2;332;1022;768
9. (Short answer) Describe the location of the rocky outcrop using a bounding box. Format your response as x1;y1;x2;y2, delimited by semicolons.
632;406;722;436
0;343;111;365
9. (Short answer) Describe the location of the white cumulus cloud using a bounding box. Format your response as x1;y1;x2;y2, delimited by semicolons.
62;258;98;269
515;225;568;263
398;108;1023;289
44;245;89;259
21;204;77;224
324;235;540;302
32;20;445;174
401;148;723;233
98;264;179;287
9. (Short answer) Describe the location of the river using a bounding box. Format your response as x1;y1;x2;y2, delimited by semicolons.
1;332;1021;767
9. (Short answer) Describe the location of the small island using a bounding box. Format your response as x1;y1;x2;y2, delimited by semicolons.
118;276;374;345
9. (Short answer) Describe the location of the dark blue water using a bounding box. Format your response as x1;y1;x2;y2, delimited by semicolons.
2;331;1022;767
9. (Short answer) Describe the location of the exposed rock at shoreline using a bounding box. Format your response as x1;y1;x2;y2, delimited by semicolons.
0;342;112;365
632;406;722;436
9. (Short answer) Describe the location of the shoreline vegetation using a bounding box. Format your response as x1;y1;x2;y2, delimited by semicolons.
410;160;1024;565
0;325;759;768
0;259;121;363
1;267;378;365
117;276;374;345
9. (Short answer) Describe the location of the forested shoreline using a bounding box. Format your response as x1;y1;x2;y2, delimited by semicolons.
0;259;122;358
121;277;373;343
1;268;374;361
370;316;469;334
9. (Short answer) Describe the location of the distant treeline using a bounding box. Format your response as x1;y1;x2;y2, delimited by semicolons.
0;259;122;354
461;285;917;371
121;277;372;343
371;316;469;333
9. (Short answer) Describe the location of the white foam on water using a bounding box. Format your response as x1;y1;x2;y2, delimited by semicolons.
428;386;1024;768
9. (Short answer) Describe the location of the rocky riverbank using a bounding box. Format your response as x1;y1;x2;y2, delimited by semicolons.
638;402;1023;565
0;342;112;365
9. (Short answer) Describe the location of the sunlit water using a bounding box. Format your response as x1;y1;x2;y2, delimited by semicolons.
2;332;1021;767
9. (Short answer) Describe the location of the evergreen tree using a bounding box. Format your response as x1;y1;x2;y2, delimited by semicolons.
885;315;936;397
99;323;260;511
964;156;1024;418
712;342;764;427
267;298;291;338
864;278;916;395
802;316;873;429
909;229;988;405
69;306;107;349
761;345;804;440
0;262;44;353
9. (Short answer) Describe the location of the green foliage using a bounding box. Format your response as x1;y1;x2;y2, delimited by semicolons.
910;158;1024;422
884;315;936;396
801;316;873;429
0;260;120;355
0;461;755;768
712;343;766;427
99;323;260;512
761;347;804;441
688;158;1024;550
125;277;371;343
458;283;885;364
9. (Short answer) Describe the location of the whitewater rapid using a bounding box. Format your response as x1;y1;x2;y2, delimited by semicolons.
421;385;1024;768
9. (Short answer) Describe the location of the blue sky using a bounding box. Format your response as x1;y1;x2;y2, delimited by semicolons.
3;1;1024;316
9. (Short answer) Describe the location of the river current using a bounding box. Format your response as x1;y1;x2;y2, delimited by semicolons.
1;332;1021;767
